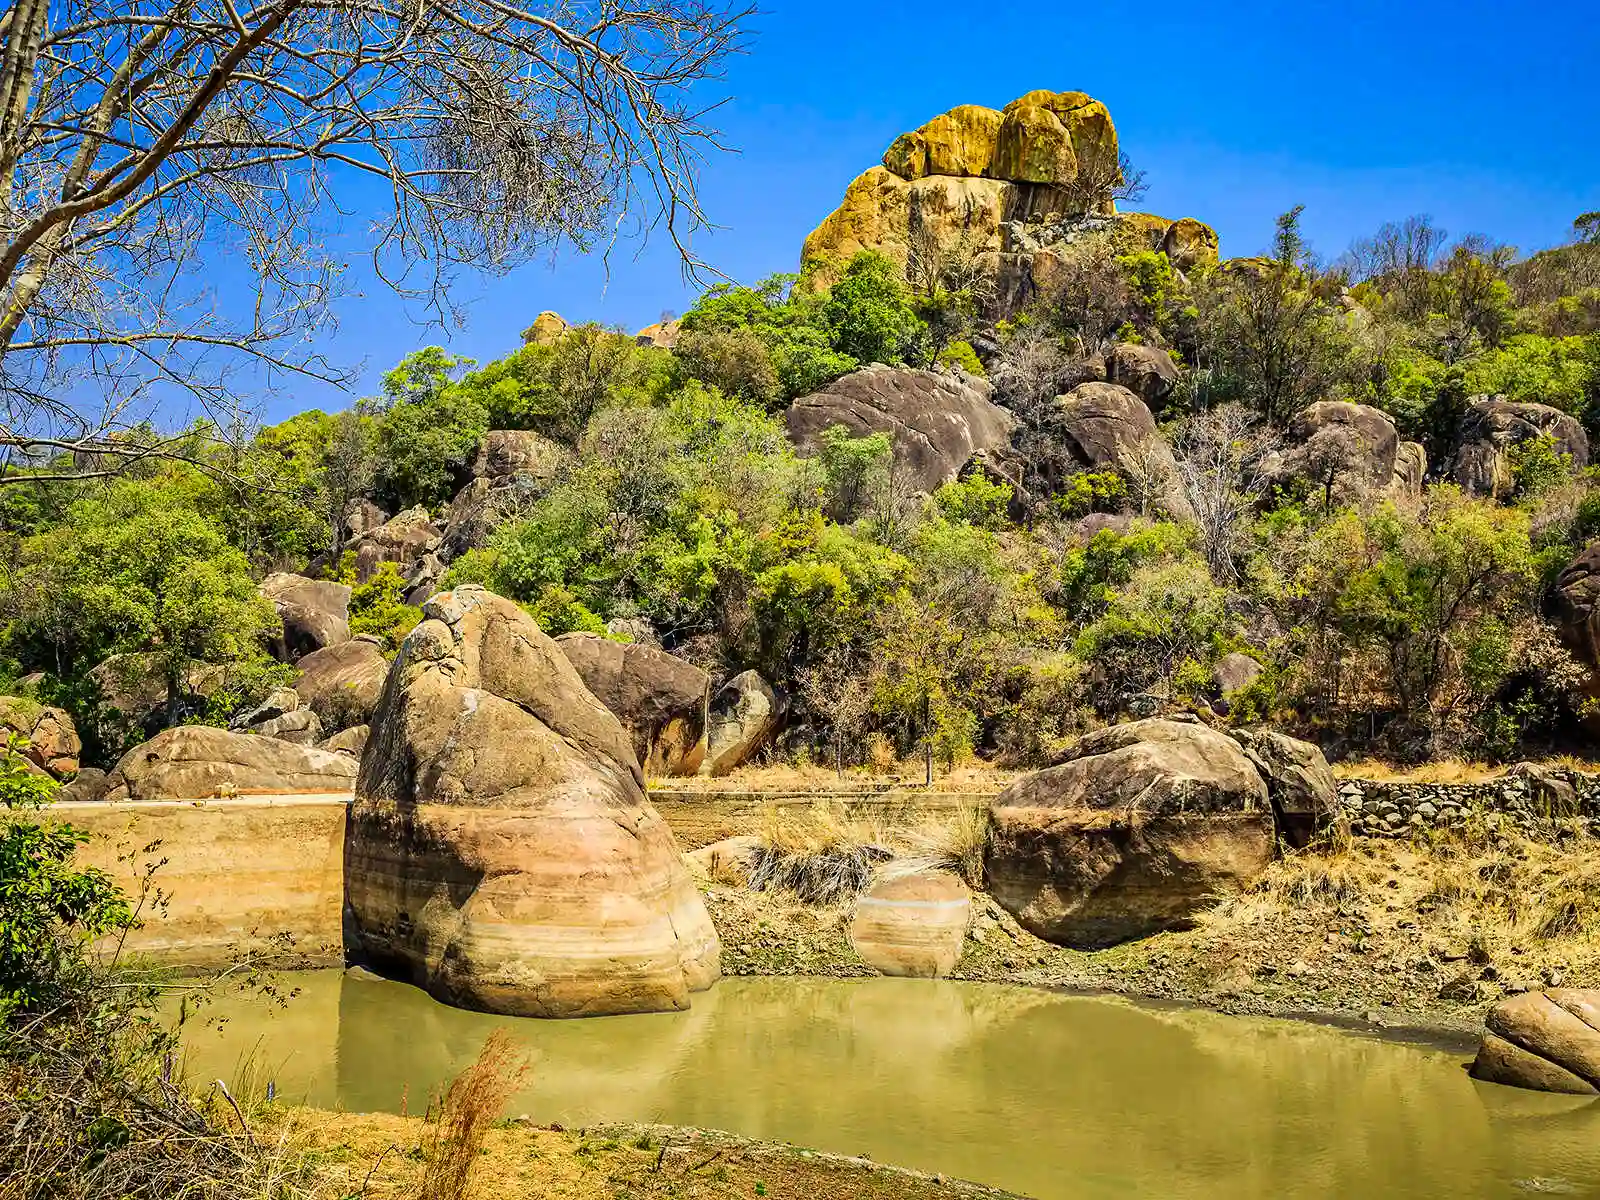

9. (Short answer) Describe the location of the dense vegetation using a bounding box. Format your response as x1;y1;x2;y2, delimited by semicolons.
3;211;1599;770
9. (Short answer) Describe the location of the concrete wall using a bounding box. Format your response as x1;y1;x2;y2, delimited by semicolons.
57;795;350;967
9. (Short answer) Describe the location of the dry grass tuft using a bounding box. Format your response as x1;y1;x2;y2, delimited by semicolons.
417;1029;529;1200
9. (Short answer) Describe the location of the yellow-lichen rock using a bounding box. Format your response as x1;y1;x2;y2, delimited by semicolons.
523;311;568;346
803;90;1215;310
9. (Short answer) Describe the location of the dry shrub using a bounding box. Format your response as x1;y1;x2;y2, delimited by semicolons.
417;1029;529;1200
748;801;892;905
885;801;991;890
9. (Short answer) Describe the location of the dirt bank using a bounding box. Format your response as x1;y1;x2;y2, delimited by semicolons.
288;1110;1021;1199
705;830;1600;1040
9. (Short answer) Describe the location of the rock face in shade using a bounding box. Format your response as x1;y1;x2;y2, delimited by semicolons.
786;366;1015;497
1105;343;1178;406
849;870;972;978
1266;402;1403;506
1470;990;1600;1095
102;726;357;801
985;718;1274;948
554;633;711;777
1451;397;1590;498
260;573;351;663
1229;729;1342;849
1552;542;1600;731
344;586;720;1018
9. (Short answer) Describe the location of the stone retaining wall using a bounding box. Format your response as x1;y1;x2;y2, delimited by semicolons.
1337;771;1600;840
649;789;993;851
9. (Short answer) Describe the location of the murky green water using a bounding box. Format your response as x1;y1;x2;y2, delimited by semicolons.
178;971;1600;1199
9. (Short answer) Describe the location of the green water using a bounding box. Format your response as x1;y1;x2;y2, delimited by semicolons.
178;971;1600;1199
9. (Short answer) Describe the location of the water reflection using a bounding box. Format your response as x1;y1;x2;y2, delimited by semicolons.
177;972;1600;1200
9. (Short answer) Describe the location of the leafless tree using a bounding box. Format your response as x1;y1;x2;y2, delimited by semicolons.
1062;150;1147;214
1167;403;1279;581
0;0;750;483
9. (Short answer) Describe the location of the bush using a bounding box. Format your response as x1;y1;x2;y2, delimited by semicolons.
349;562;423;650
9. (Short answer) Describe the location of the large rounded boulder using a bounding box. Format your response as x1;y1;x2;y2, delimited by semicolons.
1451;397;1589;498
293;638;390;729
985;718;1274;948
785;366;1016;497
1266;401;1403;506
1470;989;1600;1095
344;586;720;1018
0;698;81;778
102;726;357;801
707;670;785;776
554;633;710;777
849;870;971;978
1228;729;1341;849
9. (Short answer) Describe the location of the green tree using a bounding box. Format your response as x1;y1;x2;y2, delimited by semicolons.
10;480;279;725
369;349;487;510
820;252;927;366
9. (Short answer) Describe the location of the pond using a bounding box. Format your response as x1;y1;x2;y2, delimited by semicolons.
178;971;1600;1199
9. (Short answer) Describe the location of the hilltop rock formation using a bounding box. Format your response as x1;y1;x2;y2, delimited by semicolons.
471;429;567;484
802;90;1217;317
261;573;351;662
786;366;1015;496
102;726;357;801
0;698;80;777
555;632;710;777
523;311;568;345
1452;397;1589;498
1471;989;1600;1094
987;718;1309;948
344;586;720;1017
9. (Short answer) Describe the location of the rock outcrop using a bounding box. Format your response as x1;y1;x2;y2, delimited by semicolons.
1452;397;1589;498
707;670;786;776
311;506;441;584
985;718;1276;948
554;633;710;777
344;586;720;1017
523;310;568;345
802;92;1217;317
319;724;369;759
231;687;323;745
849;870;971;978
1552;542;1600;729
86;654;226;741
786;366;1015;497
471;430;567;484
1229;729;1341;848
260;573;351;663
1213;652;1264;697
293;638;390;729
1267;402;1406;505
1105;343;1178;406
0;698;80;777
102;726;357;801
1040;382;1192;518
1470;989;1600;1095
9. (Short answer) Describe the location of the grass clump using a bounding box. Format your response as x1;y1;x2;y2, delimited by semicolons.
416;1028;530;1200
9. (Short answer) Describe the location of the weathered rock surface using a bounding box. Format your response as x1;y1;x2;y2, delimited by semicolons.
1392;441;1428;495
319;724;369;759
293;638;390;729
1213;652;1264;697
0;697;81;777
342;499;390;541
985;718;1274;948
471;429;567;483
102;726;357;801
232;687;323;745
1552;542;1600;728
1230;729;1341;848
1452;397;1589;498
344;586;720;1017
314;506;441;583
554;633;710;777
786;366;1015;496
1267;402;1403;505
685;835;763;887
1470;989;1600;1094
707;670;786;776
635;319;682;349
849;870;971;978
524;310;568;345
1042;383;1192;519
58;767;109;803
260;573;351;663
802;91;1215;316
1105;343;1178;406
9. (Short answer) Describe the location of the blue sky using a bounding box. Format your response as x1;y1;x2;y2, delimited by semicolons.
255;0;1600;422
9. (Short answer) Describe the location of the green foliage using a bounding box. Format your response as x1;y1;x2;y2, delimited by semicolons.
1118;249;1186;337
934;339;986;376
1055;470;1129;518
819;252;926;366
523;585;608;637
1507;433;1574;500
1074;558;1229;707
1462;334;1598;416
348;562;423;650
818;425;892;523
8;479;279;723
0;746;131;1018
680;272;857;400
932;474;1012;530
368;348;487;510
